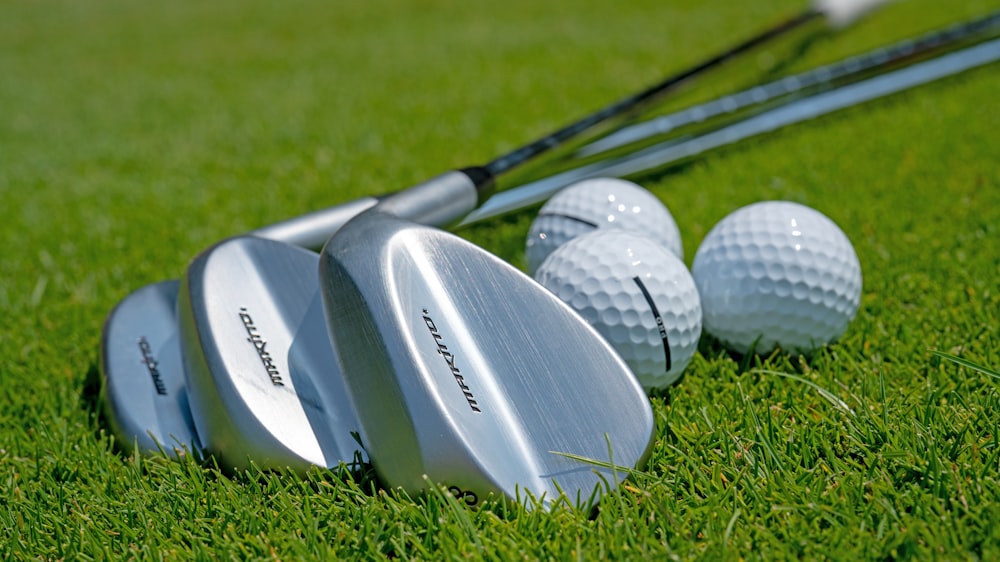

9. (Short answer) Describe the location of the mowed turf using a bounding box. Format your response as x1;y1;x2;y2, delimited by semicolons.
2;0;999;558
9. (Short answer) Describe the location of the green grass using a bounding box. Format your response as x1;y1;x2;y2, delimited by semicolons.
2;0;999;558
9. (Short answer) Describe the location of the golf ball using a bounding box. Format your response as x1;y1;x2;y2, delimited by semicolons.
524;177;683;275
534;229;702;391
691;201;862;355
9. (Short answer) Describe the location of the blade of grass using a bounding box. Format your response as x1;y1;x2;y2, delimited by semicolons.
754;369;857;416
932;350;1000;380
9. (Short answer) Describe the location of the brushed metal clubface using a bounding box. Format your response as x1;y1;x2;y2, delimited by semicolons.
320;212;655;508
179;236;365;472
100;281;201;455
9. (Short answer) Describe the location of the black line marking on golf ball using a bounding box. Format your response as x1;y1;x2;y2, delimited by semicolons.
537;212;599;229
632;276;671;372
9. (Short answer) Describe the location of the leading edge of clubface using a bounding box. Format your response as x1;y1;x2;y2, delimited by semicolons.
318;169;656;510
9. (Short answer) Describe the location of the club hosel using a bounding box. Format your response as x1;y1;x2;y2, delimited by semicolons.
374;167;495;228
250;196;383;251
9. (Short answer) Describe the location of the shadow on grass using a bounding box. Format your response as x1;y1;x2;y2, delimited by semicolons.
81;359;111;442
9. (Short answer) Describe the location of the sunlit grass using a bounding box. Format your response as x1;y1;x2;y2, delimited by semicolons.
2;0;999;559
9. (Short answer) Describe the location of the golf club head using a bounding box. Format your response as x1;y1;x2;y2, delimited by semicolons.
179;235;366;472
320;211;655;509
100;280;202;456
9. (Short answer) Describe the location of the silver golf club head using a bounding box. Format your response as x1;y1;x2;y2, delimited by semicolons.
101;280;202;455
179;236;367;472
100;196;380;459
319;176;655;508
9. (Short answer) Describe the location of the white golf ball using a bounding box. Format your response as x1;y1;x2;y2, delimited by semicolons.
524;177;683;275
691;201;862;355
534;229;702;391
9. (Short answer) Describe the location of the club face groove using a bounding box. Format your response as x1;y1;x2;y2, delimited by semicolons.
320;211;655;508
178;236;366;472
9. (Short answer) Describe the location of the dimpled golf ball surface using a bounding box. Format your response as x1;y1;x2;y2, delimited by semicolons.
692;201;862;355
525;178;683;275
535;229;701;390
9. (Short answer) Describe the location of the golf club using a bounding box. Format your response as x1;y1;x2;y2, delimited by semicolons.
319;175;656;510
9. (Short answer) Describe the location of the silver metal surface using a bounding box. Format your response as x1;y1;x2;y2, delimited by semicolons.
375;171;480;227
100;281;201;455
251;196;381;250
320;212;655;507
178;236;366;472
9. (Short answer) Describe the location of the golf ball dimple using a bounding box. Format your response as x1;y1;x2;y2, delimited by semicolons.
691;201;862;355
524;178;683;275
534;229;702;391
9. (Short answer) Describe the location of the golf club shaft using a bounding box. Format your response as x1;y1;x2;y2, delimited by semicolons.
464;35;1000;223
578;9;1000;158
